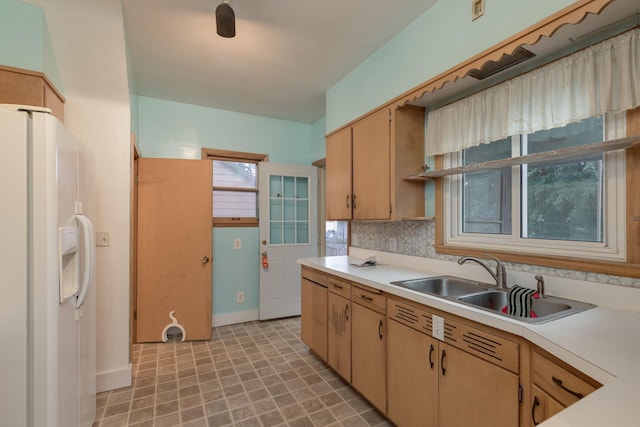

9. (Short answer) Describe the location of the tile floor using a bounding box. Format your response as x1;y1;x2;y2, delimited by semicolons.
94;317;391;427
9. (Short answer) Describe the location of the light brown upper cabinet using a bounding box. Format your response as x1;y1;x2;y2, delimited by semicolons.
0;65;65;122
326;105;425;221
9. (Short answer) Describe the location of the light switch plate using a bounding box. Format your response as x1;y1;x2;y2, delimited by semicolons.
432;314;445;341
472;0;485;20
234;238;241;249
96;231;110;247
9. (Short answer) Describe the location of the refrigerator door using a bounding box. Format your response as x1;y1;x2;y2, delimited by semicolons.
0;108;29;426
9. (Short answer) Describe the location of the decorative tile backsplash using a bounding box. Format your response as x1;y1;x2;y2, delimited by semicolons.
351;221;640;288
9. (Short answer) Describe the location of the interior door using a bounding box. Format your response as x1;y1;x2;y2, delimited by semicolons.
259;163;318;320
136;158;212;342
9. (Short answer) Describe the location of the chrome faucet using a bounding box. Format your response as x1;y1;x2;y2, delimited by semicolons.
457;254;508;289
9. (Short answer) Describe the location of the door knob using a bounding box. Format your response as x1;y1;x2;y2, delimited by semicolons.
201;256;210;264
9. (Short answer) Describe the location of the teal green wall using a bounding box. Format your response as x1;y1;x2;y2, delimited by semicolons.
138;96;311;163
0;0;64;95
136;96;313;320
326;0;577;132
310;116;326;162
213;228;260;315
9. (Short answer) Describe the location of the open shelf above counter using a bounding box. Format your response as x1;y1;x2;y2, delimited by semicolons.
405;135;640;182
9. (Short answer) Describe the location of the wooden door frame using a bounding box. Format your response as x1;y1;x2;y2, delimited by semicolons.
130;135;139;355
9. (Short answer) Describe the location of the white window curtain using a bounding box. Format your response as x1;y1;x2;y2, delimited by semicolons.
426;28;640;156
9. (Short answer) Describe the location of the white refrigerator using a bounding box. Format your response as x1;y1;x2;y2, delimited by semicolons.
0;105;96;427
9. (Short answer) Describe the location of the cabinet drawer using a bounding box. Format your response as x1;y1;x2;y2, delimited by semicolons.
352;284;385;314
446;318;519;374
532;350;600;407
387;298;433;336
328;276;351;299
301;266;327;287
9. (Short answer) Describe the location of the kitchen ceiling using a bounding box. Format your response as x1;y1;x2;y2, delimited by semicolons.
122;0;439;123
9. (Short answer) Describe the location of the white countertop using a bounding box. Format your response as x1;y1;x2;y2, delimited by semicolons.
298;252;640;427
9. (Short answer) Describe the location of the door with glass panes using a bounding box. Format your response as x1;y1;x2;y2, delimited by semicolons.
258;163;318;320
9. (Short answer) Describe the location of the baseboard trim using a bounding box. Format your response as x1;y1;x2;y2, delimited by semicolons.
213;309;259;327
96;364;132;393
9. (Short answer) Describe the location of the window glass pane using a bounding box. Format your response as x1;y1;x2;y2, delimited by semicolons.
284;199;295;220
296;200;308;221
270;175;282;197
212;160;258;220
213;160;257;187
522;116;604;242
283;222;296;244
297;222;309;244
296;177;309;199
213;190;257;218
270;222;282;244
270;199;282;221
462;138;512;234
283;176;295;198
325;221;348;256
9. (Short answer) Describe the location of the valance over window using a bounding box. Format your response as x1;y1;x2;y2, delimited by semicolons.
426;28;640;156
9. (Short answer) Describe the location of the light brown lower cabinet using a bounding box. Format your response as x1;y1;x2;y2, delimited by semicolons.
529;348;601;426
351;301;386;414
301;275;328;361
328;292;351;381
439;342;519;427
300;267;603;427
387;319;438;427
387;315;519;427
531;384;564;425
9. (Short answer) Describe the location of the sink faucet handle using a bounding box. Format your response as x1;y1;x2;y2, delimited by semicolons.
535;274;545;298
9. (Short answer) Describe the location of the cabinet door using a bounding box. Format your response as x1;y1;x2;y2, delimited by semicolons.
301;279;328;361
326;127;353;220
531;384;565;426
439;343;519;427
352;108;390;220
387;319;438;427
328;293;351;381
351;302;386;413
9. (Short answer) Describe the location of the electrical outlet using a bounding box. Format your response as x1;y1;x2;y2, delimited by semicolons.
96;231;111;247
472;0;485;20
432;314;445;341
234;238;241;249
236;291;244;303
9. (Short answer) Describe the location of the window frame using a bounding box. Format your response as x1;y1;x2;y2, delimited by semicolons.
201;148;268;228
443;114;627;261
434;108;640;277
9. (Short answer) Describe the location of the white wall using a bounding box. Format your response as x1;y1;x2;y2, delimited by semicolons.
28;0;133;392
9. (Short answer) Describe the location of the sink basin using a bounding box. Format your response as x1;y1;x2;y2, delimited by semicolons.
458;291;593;324
390;275;594;324
391;276;489;297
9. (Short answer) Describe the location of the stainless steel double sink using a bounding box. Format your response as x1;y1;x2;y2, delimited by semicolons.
390;276;595;324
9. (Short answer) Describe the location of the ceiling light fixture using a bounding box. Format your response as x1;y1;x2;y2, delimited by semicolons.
216;0;236;38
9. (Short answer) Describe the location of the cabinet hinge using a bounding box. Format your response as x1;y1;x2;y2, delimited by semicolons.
388;111;392;121
389;203;392;214
518;385;523;402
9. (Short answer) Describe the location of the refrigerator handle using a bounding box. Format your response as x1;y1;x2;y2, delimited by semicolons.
75;214;95;309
